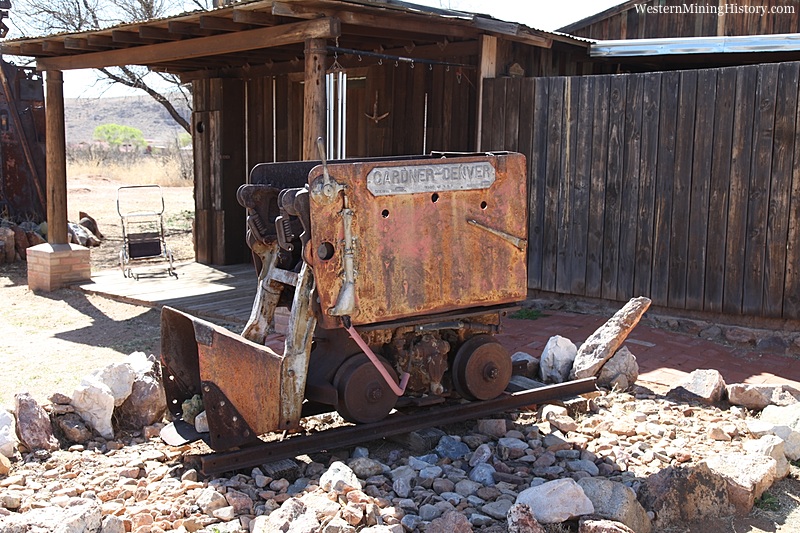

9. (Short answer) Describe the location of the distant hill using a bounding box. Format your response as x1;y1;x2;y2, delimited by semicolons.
65;94;191;145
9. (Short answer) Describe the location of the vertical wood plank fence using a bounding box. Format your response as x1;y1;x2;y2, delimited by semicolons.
482;62;800;319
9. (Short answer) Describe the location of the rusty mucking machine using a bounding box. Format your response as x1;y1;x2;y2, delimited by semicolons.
161;145;529;452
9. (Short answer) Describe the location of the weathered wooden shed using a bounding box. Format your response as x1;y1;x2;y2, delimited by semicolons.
1;0;611;271
7;0;800;325
476;0;800;322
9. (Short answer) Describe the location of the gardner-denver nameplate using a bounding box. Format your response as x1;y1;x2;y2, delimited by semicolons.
366;161;496;196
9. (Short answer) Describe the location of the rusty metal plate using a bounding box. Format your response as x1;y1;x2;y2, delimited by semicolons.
366;160;495;196
309;153;528;329
195;318;285;442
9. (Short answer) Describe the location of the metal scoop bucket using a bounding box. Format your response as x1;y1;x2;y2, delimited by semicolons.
160;306;287;450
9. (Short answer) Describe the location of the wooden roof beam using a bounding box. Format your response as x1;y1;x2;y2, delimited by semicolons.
341;24;461;46
178;57;305;81
471;18;552;48
63;38;103;51
139;26;183;42
112;30;148;45
272;2;474;38
20;43;45;55
169;21;216;37
36;18;340;71
380;40;478;60
87;35;122;49
199;15;251;32
232;9;278;26
42;41;66;54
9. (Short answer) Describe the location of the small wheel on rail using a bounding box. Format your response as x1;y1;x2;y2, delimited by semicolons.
333;354;399;424
451;335;512;401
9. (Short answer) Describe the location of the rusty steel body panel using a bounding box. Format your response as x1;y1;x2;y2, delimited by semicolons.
308;152;528;329
161;306;285;450
0;59;46;222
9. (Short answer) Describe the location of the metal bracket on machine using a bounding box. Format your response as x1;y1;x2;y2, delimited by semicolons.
328;195;357;317
200;381;260;450
342;317;410;397
309;136;358;319
310;137;345;205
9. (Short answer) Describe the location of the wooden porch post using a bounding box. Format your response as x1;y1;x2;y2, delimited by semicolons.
476;35;498;152
303;38;327;160
45;69;67;244
27;69;90;292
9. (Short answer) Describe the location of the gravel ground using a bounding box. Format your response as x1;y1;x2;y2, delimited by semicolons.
2;176;799;532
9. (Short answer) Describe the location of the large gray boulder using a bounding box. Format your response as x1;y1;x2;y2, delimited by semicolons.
115;374;167;430
727;384;800;410
666;369;727;405
71;375;115;439
539;336;577;384
0;498;101;533
703;453;777;514
596;346;639;391
570;297;651;380
515;478;594;523
638;462;734;528
744;435;790;479
577;477;652;533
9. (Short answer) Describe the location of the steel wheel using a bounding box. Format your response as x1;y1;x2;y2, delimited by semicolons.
451;335;512;401
333;354;398;424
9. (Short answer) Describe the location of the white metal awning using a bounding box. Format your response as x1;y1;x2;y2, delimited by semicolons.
591;33;800;57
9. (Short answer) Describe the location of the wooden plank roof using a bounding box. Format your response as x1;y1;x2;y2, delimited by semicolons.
1;0;589;79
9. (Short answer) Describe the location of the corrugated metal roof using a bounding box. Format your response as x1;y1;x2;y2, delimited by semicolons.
591;33;800;57
2;0;587;48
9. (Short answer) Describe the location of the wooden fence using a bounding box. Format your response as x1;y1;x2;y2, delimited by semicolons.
481;62;800;319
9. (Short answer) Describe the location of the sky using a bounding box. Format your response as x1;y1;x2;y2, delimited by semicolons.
52;0;624;98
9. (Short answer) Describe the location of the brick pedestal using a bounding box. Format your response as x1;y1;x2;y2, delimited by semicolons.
26;243;90;292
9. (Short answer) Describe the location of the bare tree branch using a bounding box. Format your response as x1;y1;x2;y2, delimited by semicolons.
11;0;204;133
99;66;191;132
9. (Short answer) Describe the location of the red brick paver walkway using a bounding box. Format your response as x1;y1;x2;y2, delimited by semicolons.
497;312;800;391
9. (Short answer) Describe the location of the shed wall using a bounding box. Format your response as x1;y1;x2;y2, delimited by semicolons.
483;61;800;319
564;0;800;39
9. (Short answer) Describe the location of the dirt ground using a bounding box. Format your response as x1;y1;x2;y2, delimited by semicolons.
1;174;195;409
1;175;799;532
67;173;195;271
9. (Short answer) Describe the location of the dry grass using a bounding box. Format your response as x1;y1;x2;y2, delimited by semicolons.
67;153;192;188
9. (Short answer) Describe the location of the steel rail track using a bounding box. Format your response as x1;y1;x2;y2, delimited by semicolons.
198;378;596;475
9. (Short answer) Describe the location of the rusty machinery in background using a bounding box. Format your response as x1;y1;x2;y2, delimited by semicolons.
0;55;46;223
161;148;539;453
0;0;47;223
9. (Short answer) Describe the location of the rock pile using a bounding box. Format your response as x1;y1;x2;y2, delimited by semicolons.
0;220;46;264
0;376;798;532
1;297;798;532
0;351;166;458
